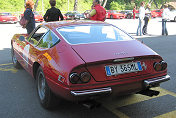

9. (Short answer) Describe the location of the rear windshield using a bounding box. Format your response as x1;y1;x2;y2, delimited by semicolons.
57;24;133;45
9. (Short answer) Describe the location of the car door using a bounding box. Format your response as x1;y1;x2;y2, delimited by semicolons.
20;26;49;73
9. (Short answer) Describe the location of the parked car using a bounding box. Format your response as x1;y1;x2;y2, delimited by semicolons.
83;10;91;19
120;10;133;19
33;12;44;22
106;10;126;19
64;11;84;20
168;10;176;21
20;12;44;23
11;20;170;109
151;9;163;18
0;12;18;24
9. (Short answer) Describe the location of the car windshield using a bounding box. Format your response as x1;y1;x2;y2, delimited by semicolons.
57;24;133;45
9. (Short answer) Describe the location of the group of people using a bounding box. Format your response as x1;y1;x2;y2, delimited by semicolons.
136;1;170;36
136;1;151;36
23;0;170;37
23;0;106;35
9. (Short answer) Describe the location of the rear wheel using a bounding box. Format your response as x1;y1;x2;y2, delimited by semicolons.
36;66;59;109
11;46;21;69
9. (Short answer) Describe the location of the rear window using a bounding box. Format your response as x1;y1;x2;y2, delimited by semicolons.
57;24;133;45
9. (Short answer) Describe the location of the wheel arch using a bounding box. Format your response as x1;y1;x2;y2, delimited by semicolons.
33;62;40;79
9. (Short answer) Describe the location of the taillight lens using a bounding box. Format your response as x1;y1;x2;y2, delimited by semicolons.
80;72;91;83
69;73;80;84
69;72;91;84
154;62;162;71
153;61;167;71
161;61;167;70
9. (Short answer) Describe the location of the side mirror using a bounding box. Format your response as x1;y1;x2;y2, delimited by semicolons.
19;36;25;41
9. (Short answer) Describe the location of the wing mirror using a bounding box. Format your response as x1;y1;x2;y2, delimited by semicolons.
19;36;25;41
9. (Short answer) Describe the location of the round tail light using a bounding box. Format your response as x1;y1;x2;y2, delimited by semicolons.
161;61;167;70
80;72;91;83
154;62;162;71
69;73;80;84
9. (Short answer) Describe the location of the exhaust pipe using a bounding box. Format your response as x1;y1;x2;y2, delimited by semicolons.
81;100;101;109
137;89;160;97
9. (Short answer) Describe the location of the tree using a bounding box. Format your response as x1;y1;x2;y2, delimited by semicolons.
73;0;78;11
34;0;39;12
102;0;108;8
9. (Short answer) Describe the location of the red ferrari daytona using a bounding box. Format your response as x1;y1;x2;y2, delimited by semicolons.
11;20;170;109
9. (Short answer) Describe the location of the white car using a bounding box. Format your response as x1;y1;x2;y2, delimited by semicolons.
169;10;176;21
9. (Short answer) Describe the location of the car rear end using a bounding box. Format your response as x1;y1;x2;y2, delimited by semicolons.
53;21;170;101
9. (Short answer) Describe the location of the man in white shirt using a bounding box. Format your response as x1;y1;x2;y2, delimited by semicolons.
162;4;170;35
136;1;145;36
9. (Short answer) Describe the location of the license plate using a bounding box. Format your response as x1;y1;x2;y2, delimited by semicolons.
105;62;142;76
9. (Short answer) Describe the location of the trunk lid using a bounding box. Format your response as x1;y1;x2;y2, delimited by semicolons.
71;40;161;82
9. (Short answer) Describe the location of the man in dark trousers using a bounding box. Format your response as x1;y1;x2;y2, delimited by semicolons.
44;0;64;22
87;0;106;21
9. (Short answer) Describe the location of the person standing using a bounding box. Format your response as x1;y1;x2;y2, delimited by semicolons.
44;0;64;22
162;4;170;36
133;6;136;19
24;0;35;35
136;1;145;36
142;4;151;35
87;0;106;21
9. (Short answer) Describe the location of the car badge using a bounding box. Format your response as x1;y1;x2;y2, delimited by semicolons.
114;51;128;56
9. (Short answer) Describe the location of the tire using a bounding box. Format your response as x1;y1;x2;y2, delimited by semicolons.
11;47;21;69
174;16;176;22
36;66;59;109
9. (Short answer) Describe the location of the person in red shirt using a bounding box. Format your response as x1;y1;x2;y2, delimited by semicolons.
133;5;136;19
87;0;106;21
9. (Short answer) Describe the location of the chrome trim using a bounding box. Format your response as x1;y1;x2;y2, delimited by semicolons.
71;87;112;96
113;57;134;62
144;75;170;88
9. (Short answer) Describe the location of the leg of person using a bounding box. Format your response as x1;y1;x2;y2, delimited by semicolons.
142;17;147;35
139;18;142;36
145;17;149;34
165;20;168;35
136;19;140;36
162;19;164;35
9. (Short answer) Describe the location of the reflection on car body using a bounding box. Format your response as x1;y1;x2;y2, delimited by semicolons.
11;20;170;109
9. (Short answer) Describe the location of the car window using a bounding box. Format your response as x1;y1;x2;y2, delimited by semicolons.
28;26;48;45
37;30;60;48
57;24;133;45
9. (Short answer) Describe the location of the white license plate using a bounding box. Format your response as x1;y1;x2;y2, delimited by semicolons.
105;62;142;76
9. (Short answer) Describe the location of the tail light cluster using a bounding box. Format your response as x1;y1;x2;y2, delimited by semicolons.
69;72;91;84
153;61;167;71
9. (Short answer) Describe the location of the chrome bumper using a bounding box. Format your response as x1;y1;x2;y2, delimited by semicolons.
71;87;112;96
144;75;170;88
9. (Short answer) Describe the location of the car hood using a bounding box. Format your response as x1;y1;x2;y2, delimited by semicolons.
71;40;158;63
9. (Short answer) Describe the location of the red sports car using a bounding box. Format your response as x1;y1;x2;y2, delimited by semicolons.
106;10;126;19
151;9;163;18
33;12;44;22
0;12;18;24
11;20;170;109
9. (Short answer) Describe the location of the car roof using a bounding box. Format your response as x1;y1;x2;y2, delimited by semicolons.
42;20;110;30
